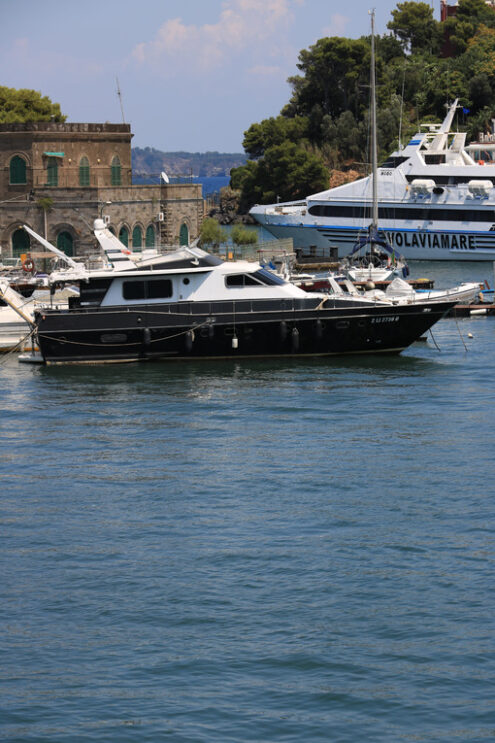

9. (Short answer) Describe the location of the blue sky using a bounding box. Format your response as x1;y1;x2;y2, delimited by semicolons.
1;0;437;153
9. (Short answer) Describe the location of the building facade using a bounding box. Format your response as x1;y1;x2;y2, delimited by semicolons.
0;122;204;260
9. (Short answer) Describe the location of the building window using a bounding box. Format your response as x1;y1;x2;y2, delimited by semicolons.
79;156;90;186
119;226;129;247
12;228;30;257
132;226;142;250
179;223;189;246
111;155;121;186
57;231;74;256
145;224;155;247
46;157;58;186
10;155;27;185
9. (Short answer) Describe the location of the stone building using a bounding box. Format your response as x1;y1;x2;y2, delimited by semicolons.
0;121;204;261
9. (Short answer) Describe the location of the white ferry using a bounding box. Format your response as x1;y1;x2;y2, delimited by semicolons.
250;99;495;262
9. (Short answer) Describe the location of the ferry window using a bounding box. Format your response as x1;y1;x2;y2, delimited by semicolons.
307;203;495;223
379;156;409;169
123;281;146;300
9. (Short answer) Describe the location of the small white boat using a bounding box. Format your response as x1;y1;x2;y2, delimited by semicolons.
0;283;77;352
364;276;482;305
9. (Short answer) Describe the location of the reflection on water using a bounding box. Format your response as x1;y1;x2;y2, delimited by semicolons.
1;261;494;743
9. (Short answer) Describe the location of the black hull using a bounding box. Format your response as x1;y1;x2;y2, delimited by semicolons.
33;297;455;364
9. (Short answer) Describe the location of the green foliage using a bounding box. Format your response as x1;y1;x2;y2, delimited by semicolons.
387;2;442;54
243;116;309;159
0;87;65;123
36;197;54;212
232;0;495;211
231;143;329;211
284;36;372;120
230;225;258;246
199;217;228;247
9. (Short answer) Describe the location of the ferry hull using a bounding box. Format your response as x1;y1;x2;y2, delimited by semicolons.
34;298;454;364
254;220;495;262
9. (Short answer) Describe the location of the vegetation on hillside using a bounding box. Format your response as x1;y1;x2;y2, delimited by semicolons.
132;148;246;178
0;86;65;123
231;0;495;210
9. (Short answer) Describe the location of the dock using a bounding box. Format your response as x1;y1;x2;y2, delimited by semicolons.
450;302;495;317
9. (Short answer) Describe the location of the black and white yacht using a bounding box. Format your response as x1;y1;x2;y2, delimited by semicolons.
18;237;455;364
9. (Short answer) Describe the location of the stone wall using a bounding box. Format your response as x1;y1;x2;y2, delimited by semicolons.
0;123;205;259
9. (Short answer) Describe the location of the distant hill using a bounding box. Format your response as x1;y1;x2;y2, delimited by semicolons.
131;147;247;178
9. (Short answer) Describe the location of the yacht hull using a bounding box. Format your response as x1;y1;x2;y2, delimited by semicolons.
33;297;455;364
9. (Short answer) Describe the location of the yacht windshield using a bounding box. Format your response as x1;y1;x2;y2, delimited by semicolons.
252;268;285;285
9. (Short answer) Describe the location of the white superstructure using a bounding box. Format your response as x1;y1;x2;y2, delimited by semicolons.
250;100;495;261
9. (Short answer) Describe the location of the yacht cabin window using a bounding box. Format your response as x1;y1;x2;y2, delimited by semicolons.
123;278;173;300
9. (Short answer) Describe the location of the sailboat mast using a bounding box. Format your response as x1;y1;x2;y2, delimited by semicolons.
370;9;378;230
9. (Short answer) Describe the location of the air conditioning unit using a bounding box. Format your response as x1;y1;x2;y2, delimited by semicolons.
157;212;164;222
103;215;111;225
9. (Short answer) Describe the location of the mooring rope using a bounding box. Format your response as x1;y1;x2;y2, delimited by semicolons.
36;318;212;347
0;327;37;366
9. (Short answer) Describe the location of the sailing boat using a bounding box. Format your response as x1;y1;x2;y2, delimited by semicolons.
342;9;409;283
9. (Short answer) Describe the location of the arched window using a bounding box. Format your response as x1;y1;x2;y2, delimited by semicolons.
119;226;129;247
79;156;90;186
11;228;30;257
46;157;58;186
132;226;142;250
57;231;74;257
10;155;27;184
111;155;121;186
179;223;189;246
145;224;155;247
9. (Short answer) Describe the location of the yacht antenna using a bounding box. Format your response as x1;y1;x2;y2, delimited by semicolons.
370;8;378;230
116;76;126;124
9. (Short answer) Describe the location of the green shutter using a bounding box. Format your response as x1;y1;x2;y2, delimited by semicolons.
111;156;121;186
119;226;129;247
12;228;30;257
10;156;27;184
57;231;73;257
145;225;155;247
79;156;90;186
179;223;189;246
46;157;58;186
132;226;142;250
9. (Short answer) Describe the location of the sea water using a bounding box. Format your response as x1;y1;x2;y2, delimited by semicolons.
1;262;494;742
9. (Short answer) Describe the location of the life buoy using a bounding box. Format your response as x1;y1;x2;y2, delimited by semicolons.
22;258;35;273
478;159;485;166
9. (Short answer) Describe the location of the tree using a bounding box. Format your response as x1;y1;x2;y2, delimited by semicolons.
232;143;329;208
199;217;227;248
231;225;258;246
387;2;442;54
0;86;66;123
243;116;309;159
284;36;372;120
